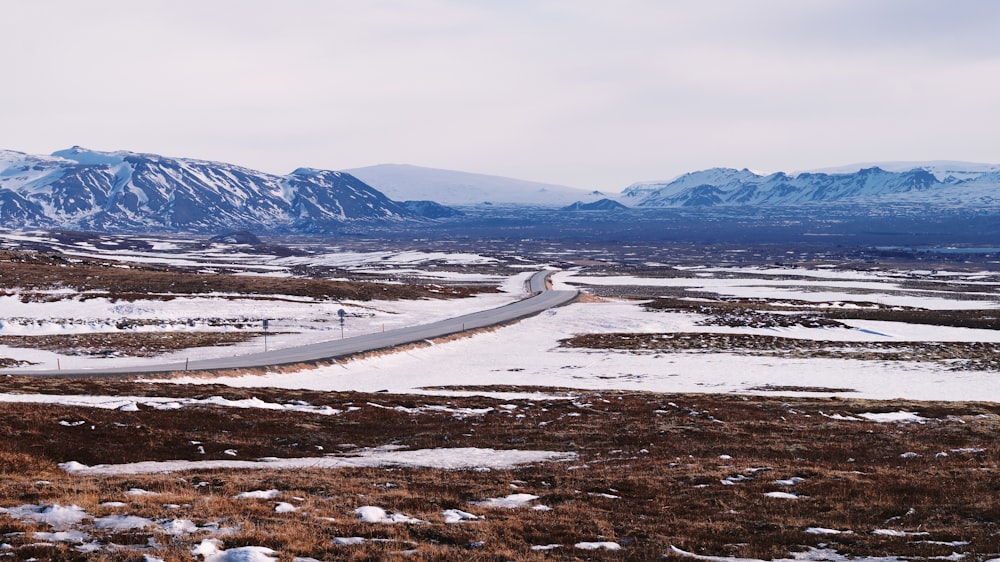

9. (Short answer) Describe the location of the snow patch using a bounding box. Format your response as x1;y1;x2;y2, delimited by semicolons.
471;493;540;508
354;506;425;524
60;447;575;475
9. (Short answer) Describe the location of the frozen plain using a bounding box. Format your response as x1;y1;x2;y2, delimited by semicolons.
2;235;1000;561
164;285;1000;402
1;229;998;402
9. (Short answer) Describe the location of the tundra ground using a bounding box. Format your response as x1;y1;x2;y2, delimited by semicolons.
0;378;997;561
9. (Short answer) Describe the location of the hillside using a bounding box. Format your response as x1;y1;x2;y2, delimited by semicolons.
622;163;1000;208
0;147;423;233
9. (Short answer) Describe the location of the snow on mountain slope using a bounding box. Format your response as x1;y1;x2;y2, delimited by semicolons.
624;164;999;208
805;161;1000;182
561;198;629;212
345;163;610;206
621;168;762;205
0;147;419;233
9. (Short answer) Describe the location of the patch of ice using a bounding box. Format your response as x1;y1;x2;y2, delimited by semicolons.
442;509;481;523
575;541;622;550
773;477;805;486
0;504;89;529
235;489;280;499
872;529;930;537
60;447;576;475
32;530;91;543
670;544;912;562
192;538;278;561
160;518;199;535
354;506;425;524
333;537;366;545
471;493;539;508
59;461;89;473
805;527;851;535
859;412;929;423
764;492;805;499
93;514;153;530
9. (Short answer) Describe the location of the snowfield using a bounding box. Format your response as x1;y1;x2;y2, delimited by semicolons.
2;237;998;402
0;272;532;372
162;289;1000;402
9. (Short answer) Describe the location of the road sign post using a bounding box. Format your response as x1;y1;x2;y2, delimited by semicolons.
338;309;346;339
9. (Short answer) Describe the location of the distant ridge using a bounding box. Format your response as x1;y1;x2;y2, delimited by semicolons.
0;147;455;233
621;164;1000;208
803;160;1000;181
345;163;608;207
561;198;628;212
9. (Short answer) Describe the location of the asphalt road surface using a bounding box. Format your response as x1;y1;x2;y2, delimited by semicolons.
11;270;577;378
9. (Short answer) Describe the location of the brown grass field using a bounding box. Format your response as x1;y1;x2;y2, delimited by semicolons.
0;250;490;302
0;376;997;561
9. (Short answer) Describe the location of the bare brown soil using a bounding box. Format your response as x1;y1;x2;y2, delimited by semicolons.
0;382;997;560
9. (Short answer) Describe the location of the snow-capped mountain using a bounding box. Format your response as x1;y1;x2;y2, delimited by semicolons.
0;147;423;233
345;163;610;207
804;161;1000;182
622;164;1000;208
561;198;629;212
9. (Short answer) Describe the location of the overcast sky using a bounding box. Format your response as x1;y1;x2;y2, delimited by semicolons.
3;1;999;190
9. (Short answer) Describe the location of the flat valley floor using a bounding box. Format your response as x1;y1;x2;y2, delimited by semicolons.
0;231;997;561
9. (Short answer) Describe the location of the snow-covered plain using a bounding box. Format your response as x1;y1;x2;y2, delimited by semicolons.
557;269;1000;310
163;284;1000;402
0;271;531;372
3;234;999;401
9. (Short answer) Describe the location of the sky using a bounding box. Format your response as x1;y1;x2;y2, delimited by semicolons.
3;0;999;190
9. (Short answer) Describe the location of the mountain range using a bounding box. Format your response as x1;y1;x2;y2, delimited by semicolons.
622;165;1000;208
0;147;428;233
1;147;998;236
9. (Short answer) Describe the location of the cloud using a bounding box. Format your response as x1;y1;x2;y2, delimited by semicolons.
1;1;998;189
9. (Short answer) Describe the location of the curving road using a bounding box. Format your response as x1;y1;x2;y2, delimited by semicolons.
10;270;577;378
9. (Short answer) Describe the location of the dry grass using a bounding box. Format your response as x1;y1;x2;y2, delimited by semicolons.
562;332;1000;371
645;297;1000;330
0;249;491;302
0;247;499;361
0;384;997;560
0;331;264;358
